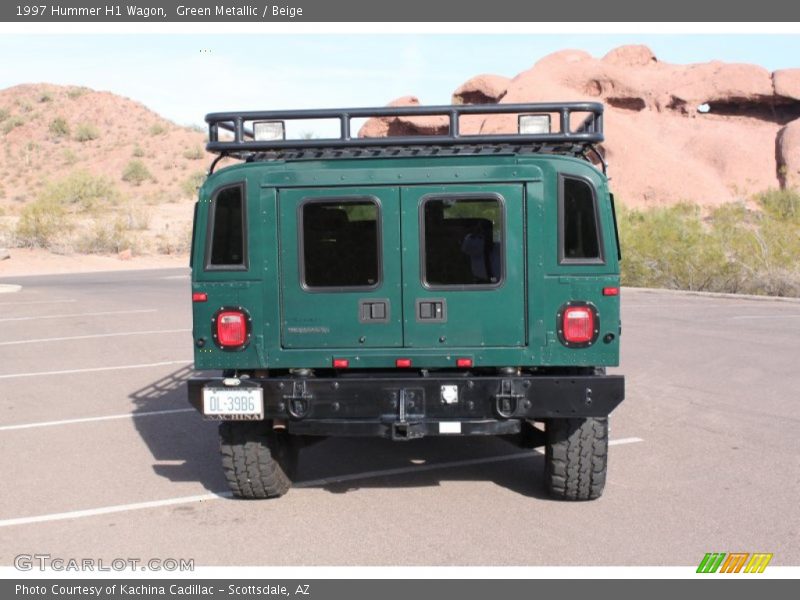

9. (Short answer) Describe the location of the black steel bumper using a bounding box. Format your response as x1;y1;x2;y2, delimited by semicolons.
188;372;624;440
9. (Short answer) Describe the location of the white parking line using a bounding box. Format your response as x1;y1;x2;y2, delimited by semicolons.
0;438;643;528
729;314;800;320
0;309;157;322
0;328;191;346
0;408;196;432
0;299;76;305
0;360;192;380
0;493;233;529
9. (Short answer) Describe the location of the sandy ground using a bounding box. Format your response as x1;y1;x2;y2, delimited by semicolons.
0;248;188;278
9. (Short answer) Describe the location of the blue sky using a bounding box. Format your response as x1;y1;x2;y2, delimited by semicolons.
1;34;799;129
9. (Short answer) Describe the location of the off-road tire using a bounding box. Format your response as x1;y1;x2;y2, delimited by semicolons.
544;417;608;501
219;422;297;499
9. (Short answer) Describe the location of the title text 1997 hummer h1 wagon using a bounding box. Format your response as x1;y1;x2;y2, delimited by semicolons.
187;102;624;501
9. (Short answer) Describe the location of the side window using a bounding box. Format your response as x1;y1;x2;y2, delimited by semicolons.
301;198;380;288
207;184;246;269
560;176;603;263
422;196;504;287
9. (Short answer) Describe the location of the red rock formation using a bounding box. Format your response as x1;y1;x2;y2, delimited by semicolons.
774;69;800;100
359;45;800;207
452;74;510;104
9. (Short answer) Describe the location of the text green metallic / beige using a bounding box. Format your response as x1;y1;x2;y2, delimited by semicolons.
187;103;625;500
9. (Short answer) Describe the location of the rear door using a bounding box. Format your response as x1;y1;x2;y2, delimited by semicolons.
400;184;526;348
278;187;403;349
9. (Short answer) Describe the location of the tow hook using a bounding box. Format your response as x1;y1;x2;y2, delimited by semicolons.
495;379;523;418
391;422;425;441
285;380;312;419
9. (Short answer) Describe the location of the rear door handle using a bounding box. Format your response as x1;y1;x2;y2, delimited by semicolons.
416;298;447;322
359;299;390;323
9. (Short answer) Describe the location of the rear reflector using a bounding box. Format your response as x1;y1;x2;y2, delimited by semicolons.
333;358;349;369
396;358;412;368
562;306;595;344
192;292;208;302
603;287;620;296
216;311;247;347
456;358;473;368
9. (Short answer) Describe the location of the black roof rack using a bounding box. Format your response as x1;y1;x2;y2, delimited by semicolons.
205;102;604;166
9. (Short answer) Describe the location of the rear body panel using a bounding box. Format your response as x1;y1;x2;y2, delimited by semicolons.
191;154;620;371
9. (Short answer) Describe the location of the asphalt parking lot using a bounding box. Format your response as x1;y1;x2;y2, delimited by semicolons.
0;269;798;566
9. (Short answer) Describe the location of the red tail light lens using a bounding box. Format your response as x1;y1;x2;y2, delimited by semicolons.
396;358;412;368
456;358;473;368
333;358;349;369
215;310;247;348
192;292;208;303
602;287;619;296
561;305;597;345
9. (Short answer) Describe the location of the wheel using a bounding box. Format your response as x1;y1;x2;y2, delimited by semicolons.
544;417;608;501
219;421;298;499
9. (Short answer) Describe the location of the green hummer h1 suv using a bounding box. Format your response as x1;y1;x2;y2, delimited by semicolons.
187;102;624;501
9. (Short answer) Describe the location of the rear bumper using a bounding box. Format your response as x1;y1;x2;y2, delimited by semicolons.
188;372;624;439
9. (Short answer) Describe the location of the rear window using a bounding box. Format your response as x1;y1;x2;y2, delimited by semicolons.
422;195;503;287
560;176;602;263
301;198;380;288
207;184;246;269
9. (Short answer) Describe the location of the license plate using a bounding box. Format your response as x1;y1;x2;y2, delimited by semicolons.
202;387;264;420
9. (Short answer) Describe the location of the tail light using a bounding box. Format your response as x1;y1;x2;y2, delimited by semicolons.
212;307;250;350
558;303;599;347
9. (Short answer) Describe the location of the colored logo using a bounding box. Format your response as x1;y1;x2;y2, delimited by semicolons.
697;553;773;573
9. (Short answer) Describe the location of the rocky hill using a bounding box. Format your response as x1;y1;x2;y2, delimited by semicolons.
0;83;210;256
360;45;800;208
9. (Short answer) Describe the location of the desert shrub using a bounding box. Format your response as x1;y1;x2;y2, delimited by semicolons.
755;187;800;223
0;219;12;247
155;224;192;254
121;160;153;185
67;87;88;99
49;117;70;137
710;201;800;296
61;149;78;165
2;116;24;134
15;196;72;249
119;203;150;230
617;196;800;297
182;146;204;160
0;108;9;122
74;122;100;142
181;171;206;198
132;145;145;158
39;171;119;213
75;218;137;254
39;91;53;103
149;122;167;136
617;203;731;292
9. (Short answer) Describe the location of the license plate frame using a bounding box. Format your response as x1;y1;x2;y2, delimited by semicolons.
202;387;264;421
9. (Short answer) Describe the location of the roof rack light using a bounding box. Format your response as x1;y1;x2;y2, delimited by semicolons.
254;120;285;141
518;114;551;135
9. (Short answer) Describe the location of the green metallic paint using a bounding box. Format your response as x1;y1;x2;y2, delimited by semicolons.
278;186;403;349
191;153;621;370
400;184;526;349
